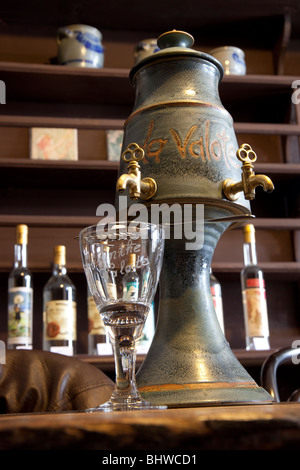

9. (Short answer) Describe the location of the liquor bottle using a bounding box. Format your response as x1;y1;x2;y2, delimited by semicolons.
241;224;270;350
7;224;33;349
87;285;108;355
210;268;225;333
43;245;77;355
122;253;139;300
103;244;117;300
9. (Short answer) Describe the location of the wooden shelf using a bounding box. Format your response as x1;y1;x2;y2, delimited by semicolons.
0;33;299;356
0;214;99;228
0;62;133;106
0;158;298;172
0;158;119;190
0;62;298;129
213;262;300;276
234;123;300;135
0;158;299;188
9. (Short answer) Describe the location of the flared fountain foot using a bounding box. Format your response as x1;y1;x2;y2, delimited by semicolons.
85;398;167;413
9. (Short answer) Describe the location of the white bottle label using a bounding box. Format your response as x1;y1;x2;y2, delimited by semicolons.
87;296;105;335
44;300;77;341
243;279;269;338
8;286;33;346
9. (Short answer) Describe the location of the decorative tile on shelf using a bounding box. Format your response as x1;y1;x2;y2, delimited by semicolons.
106;129;123;161
30;128;78;161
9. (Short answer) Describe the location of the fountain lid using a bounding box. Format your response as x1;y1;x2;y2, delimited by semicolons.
130;29;224;81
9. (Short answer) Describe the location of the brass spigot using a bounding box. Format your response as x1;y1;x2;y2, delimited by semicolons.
116;143;157;200
222;143;274;201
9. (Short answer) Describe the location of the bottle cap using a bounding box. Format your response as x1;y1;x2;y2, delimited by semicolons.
54;245;66;266
243;224;255;243
128;253;136;266
16;224;28;245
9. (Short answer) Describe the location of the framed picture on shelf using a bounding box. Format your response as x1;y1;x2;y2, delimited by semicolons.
106;130;123;161
30;128;78;161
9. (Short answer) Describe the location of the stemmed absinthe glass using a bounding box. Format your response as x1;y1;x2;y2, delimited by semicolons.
79;221;165;412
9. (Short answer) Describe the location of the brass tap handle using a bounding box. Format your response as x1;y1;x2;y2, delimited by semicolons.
223;143;274;201
117;142;157;201
122;143;144;163
236;143;257;165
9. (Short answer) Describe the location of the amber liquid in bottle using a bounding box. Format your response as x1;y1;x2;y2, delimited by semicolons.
241;224;270;350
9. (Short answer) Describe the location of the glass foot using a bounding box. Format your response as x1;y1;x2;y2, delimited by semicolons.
85;398;167;413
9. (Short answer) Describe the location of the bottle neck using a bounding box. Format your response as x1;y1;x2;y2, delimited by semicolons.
52;263;67;276
14;243;27;268
243;240;257;266
52;246;67;275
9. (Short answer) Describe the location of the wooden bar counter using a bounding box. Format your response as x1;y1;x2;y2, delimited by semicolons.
1;403;300;450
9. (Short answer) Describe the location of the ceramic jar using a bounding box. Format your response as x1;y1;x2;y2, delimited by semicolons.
134;39;159;64
57;24;104;68
209;46;246;75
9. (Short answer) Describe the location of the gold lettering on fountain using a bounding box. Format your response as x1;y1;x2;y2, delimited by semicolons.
140;119;239;169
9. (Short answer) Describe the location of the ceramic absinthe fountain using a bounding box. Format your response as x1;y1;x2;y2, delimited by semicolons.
115;30;274;407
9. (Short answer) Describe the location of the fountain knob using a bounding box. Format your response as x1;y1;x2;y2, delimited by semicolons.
223;144;274;201
157;30;194;50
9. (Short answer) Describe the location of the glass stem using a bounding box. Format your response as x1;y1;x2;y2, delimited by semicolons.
111;339;141;401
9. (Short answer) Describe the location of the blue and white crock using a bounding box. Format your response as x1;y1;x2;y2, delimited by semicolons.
209;46;246;75
57;24;104;68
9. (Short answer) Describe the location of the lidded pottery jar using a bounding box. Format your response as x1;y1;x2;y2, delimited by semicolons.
119;30;250;217
116;30;274;407
57;24;104;68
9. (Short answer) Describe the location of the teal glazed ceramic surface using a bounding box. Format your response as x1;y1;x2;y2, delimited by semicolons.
118;30;250;215
136;205;272;406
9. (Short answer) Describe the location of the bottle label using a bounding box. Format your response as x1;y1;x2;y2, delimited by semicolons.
44;300;77;341
106;282;117;300
8;286;33;345
123;281;139;300
87;296;105;335
243;285;269;337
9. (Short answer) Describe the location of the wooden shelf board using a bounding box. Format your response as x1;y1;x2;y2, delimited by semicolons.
0;115;126;129
0;157;119;171
0;214;299;230
0;116;298;134
234;123;300;135
0;0;299;43
212;262;300;277
0;60;297;131
0;158;298;174
0;214;100;227
0;62;296;88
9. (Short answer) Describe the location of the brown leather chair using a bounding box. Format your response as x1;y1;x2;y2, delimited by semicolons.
0;349;114;413
260;347;300;402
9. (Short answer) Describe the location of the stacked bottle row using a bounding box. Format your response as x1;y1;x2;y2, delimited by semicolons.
6;223;270;354
7;227;79;354
6;225;155;355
